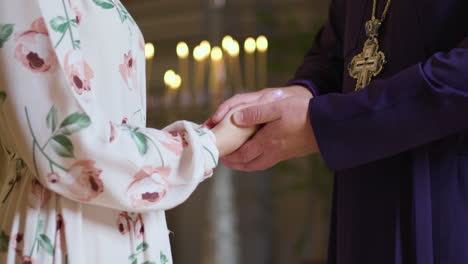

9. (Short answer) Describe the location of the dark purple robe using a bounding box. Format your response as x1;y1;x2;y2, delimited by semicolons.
289;0;468;263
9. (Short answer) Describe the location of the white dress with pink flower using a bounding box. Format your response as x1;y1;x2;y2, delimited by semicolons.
0;1;219;263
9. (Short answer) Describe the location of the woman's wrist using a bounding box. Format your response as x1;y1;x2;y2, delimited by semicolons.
211;126;227;156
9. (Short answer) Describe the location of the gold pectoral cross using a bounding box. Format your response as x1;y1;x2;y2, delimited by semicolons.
348;19;387;91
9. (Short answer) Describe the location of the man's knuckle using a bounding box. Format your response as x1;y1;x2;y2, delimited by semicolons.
252;107;263;122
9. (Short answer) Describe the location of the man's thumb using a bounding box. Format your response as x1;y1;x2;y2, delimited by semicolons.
233;103;280;127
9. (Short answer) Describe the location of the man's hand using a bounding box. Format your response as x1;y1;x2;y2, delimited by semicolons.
206;85;311;128
208;86;319;172
210;105;258;157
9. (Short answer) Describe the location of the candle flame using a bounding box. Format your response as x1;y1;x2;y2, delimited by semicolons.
244;37;256;53
164;70;176;86
170;74;182;90
164;70;182;90
145;43;155;59
193;45;205;61
256;36;268;52
200;40;211;59
222;35;233;51
176;42;189;58
227;40;240;57
211;46;223;61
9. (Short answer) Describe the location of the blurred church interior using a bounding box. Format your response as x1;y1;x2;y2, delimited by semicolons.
122;0;333;263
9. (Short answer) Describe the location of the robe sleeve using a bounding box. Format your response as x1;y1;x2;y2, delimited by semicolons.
310;38;468;170
0;2;218;212
287;0;345;96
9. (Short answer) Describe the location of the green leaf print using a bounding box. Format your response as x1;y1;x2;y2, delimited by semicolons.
92;0;115;9
51;135;75;158
38;234;54;256
196;128;207;136
130;131;148;156
36;220;44;235
0;24;14;48
160;252;169;264
2;159;25;203
70;19;78;27
25;107;72;174
128;241;157;264
136;241;149;252
59;112;91;135
50;16;70;33
55;0;80;50
0;91;6;105
0;231;9;252
203;146;218;166
129;253;138;262
74;39;81;49
46;106;58;132
117;3;135;24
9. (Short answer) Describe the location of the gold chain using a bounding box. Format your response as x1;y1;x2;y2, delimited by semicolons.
371;0;392;21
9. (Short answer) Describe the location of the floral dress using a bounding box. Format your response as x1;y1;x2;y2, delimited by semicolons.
0;0;219;263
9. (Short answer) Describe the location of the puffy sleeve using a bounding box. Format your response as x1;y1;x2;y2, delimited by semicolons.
0;0;218;212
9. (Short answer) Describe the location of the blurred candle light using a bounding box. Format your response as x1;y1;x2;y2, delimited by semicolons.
222;36;234;92
176;42;190;107
229;39;242;92
231;40;240;56
145;43;155;60
222;36;233;51
176;42;189;59
164;70;181;107
211;46;223;61
210;46;225;105
144;42;155;91
164;70;176;86
256;35;268;90
200;40;211;56
193;45;207;105
244;37;256;91
171;74;182;90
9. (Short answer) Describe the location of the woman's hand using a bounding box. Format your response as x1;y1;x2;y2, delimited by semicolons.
211;105;258;157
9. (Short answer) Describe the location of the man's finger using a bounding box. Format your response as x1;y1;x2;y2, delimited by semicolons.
221;137;263;164
211;92;262;124
223;153;277;172
233;102;281;127
242;153;278;172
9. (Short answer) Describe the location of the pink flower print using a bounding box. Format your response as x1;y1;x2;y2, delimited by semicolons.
22;256;36;264
56;214;65;231
119;51;138;91
14;17;58;73
13;233;23;245
127;166;171;208
159;131;188;156
47;172;60;183
170;131;188;147
10;233;24;256
203;169;214;180
133;214;145;239
29;179;51;208
68;0;82;25
64;50;95;95
56;214;67;253
117;212;131;235
122;118;128;124
109;122;117;143
66;160;104;202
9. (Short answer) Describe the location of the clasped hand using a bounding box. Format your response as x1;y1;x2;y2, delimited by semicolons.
207;85;319;172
